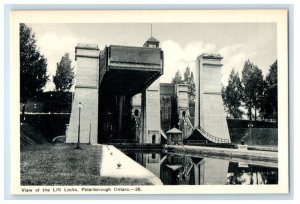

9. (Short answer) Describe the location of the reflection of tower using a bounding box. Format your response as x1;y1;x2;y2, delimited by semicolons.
146;153;161;178
128;152;161;181
161;155;184;185
193;158;229;185
132;94;142;142
133;110;141;142
194;54;231;142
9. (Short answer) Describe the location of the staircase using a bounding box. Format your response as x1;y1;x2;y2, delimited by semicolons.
184;116;230;144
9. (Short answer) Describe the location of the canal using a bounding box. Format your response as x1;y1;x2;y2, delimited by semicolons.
122;149;278;185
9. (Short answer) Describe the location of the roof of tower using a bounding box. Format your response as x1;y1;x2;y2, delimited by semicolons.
197;53;223;60
146;36;160;43
76;43;99;50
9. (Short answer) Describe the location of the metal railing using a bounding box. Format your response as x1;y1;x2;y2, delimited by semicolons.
197;126;230;143
183;116;194;139
182;161;194;178
184;140;209;144
186;117;194;136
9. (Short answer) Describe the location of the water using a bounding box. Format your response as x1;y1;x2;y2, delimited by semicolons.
124;150;278;185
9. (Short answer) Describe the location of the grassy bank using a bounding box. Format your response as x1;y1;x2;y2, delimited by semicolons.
21;143;152;185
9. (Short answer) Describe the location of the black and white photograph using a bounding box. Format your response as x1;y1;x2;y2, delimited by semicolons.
10;9;289;194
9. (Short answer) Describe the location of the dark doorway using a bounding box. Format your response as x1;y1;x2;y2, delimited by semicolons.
152;135;156;144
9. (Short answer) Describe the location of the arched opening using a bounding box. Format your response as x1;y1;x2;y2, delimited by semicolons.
134;109;139;117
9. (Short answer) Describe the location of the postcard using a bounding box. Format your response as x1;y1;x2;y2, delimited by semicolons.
10;9;288;195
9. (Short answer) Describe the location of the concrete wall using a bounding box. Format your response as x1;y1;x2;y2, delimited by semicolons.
195;54;231;142
66;44;99;144
142;79;161;143
66;88;99;144
75;48;99;87
109;45;162;67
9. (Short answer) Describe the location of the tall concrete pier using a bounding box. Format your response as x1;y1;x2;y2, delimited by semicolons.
194;54;231;143
141;79;161;144
66;44;100;144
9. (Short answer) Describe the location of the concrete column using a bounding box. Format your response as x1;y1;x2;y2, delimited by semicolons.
141;90;146;143
116;95;125;138
139;79;161;144
194;54;231;142
66;44;99;144
176;84;190;118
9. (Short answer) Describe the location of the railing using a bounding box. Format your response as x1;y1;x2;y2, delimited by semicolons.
197;126;230;143
184;140;209;144
182;116;194;139
182;160;194;178
186;117;194;136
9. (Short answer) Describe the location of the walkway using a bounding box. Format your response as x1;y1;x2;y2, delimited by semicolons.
165;144;278;168
99;145;163;185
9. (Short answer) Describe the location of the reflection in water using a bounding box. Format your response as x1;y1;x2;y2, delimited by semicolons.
227;162;278;185
125;151;278;185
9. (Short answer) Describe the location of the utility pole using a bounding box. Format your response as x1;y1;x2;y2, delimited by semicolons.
75;102;82;149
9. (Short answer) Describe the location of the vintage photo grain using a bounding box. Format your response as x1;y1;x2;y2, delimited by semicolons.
10;10;289;194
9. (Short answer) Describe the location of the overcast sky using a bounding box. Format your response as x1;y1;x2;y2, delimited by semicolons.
28;23;277;91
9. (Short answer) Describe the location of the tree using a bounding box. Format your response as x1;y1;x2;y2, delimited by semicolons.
222;69;243;118
183;66;191;83
171;70;184;85
241;60;264;121
261;60;278;120
20;23;48;114
189;72;196;100
53;53;75;92
183;66;196;100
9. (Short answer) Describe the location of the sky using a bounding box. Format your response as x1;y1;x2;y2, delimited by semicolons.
28;23;277;91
